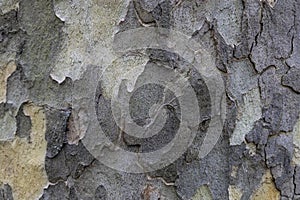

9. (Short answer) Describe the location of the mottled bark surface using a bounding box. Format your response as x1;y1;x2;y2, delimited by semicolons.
0;0;300;199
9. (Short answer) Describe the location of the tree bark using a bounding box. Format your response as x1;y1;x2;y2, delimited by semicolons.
0;0;299;199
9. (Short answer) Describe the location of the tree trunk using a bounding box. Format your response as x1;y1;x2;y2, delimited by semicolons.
0;0;299;199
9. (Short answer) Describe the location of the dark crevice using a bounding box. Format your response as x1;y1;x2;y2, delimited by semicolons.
15;102;32;142
293;167;297;197
254;2;265;47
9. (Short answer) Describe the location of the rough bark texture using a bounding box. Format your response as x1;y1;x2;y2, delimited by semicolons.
0;0;300;199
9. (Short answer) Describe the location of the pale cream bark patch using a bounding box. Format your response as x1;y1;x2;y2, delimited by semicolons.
0;103;48;200
250;170;280;200
0;61;16;103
